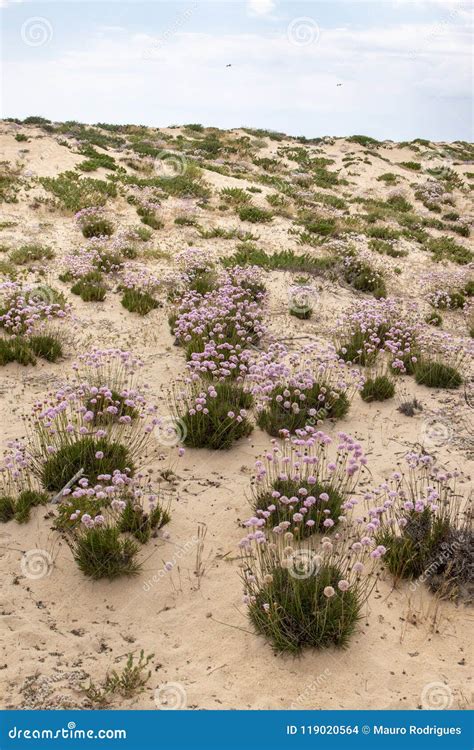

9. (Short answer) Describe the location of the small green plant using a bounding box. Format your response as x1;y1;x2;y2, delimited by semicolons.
0;495;15;522
176;383;254;450
120;288;160;316
238;206;273;223
40;171;117;212
40;437;133;492
71;272;107;302
427;236;472;265
12;490;49;524
15;133;29;143
0;337;30;366
248;563;361;653
27;334;62;362
257;383;349;437
399;161;422;171
414;360;462;389
82;651;153;706
220;187;252;207
118;500;170;544
425;311;442;327
360;374;395;402
376;508;450;580
70;525;141;580
81;217;114;239
377;173;399;185
9;244;54;265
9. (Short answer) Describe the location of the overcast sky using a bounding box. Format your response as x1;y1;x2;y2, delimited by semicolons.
1;0;472;141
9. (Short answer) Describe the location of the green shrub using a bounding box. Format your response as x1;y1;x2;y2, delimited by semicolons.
120;288;160;316
81;217;114;238
376;508;449;580
360;375;395;402
257;383;349;437
414;360;462;389
28;334;62;362
0;495;15;522
70;525;140;580
399;161;422;171
40;171;117;212
118;500;170;544
40;437;133;492
238;206;273;223
14;490;49;523
71;272;107;302
9;244;54;265
179;383;253;450
425;311;442;327
427;236;472;265
248;564;360;653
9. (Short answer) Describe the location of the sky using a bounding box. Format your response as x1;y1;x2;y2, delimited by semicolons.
0;0;472;141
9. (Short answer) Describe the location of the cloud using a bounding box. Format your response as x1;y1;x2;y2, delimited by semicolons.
247;0;276;17
2;16;471;140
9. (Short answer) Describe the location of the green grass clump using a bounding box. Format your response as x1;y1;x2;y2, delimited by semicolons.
0;337;36;366
427;236;472;265
414;360;462;389
376;509;450;580
179;383;253;450
220;187;252;206
40;437;133;492
81;217;114;238
71;272;107;302
118;500;170;544
425;311;442;327
40;171;117;212
386;194;412;213
71;525;140;580
28;334;62;362
238;206;273;223
248;564;360;653
13;490;49;524
348;135;380;147
136;208;163;230
77;145;118;173
120;288;160;316
377;173;399;185
342;255;386;298
9;244;54;265
301;214;338;237
360;375;395;402
257;383;349;437
223;245;332;275
0;495;15;522
368;238;407;258
254;478;343;536
399;161;422;171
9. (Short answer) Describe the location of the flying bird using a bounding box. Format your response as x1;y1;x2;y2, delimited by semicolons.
226;64;232;68
336;83;343;87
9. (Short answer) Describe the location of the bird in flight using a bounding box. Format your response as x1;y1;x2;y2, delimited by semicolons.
336;83;342;87
226;64;232;68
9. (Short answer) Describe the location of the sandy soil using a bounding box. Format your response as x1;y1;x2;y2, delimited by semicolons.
0;121;472;711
